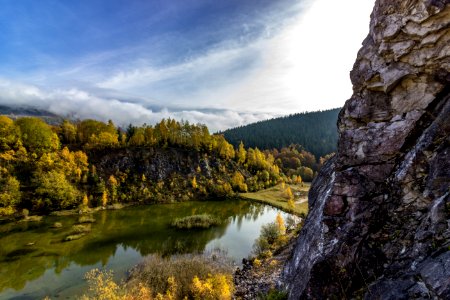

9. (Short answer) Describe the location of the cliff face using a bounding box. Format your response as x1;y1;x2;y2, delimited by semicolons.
283;1;450;298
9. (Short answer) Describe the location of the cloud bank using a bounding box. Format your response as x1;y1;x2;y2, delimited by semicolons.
0;0;375;131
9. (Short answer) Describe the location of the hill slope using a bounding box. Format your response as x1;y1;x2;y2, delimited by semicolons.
220;108;339;158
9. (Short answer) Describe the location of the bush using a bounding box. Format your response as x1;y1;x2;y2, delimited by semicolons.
253;236;270;256
128;252;234;299
260;222;281;244
171;214;220;229
192;273;233;300
263;289;288;300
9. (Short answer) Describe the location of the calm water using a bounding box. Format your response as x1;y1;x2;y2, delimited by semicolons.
0;199;290;299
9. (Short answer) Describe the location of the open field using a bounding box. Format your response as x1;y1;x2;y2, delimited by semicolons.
240;183;310;216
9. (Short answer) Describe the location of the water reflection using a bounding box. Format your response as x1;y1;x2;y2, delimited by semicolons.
0;199;287;299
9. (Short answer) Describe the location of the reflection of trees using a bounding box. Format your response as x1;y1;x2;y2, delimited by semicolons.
0;199;265;294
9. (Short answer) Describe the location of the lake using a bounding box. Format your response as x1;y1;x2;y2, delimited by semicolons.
0;199;291;299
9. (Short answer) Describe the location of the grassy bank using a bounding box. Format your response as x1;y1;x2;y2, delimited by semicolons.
240;183;309;216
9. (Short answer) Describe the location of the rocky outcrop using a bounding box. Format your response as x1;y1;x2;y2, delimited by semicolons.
283;0;450;298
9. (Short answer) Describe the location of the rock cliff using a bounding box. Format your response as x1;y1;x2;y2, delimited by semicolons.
283;0;450;298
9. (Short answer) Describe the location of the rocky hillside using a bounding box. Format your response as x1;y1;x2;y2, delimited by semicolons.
283;0;450;299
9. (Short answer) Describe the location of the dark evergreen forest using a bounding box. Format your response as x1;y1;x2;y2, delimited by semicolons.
220;108;340;158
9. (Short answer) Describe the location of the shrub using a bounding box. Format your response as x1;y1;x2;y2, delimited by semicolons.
171;214;220;229
263;289;288;300
128;251;234;299
191;273;233;300
253;236;270;256
260;222;281;244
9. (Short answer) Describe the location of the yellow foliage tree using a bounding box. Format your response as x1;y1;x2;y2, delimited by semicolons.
287;198;295;212
102;190;108;207
284;186;294;201
82;194;89;207
231;171;248;192
191;176;198;189
236;141;246;164
276;212;286;235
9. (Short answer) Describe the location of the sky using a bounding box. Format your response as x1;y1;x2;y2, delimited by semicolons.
0;0;375;131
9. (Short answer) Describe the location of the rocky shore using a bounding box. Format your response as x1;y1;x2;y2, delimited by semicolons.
234;236;296;299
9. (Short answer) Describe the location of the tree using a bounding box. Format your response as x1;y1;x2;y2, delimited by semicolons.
299;167;314;182
288;198;295;212
82;194;89;207
276;212;286;235
60;120;77;144
191;176;198;189
284;186;294;201
102;190;108;207
0;116;20;150
15;117;60;154
231;171;247;192
108;175;118;202
236;141;246;164
34;170;80;210
0;172;21;210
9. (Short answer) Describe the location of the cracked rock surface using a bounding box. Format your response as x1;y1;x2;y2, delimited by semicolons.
283;0;450;298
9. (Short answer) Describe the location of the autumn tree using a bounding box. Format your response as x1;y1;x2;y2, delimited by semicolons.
77;119;119;147
284;186;294;201
236;141;246;164
33;170;80;210
0;116;20;151
276;212;286;235
15;117;59;154
108;175;118;202
0;168;21;214
60;120;77;144
82;194;89;207
230;171;247;192
191;176;198;189
102;190;108;207
288;198;295;212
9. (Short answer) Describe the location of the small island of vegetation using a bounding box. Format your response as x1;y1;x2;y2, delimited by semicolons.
171;214;220;229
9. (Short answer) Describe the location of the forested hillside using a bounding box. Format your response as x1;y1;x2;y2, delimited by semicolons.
220;108;340;158
0;115;322;217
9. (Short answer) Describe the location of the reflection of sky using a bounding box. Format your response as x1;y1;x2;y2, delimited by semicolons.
205;206;290;261
1;203;292;299
1;246;142;299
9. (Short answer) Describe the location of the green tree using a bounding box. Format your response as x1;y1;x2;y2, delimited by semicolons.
33;170;80;210
15;117;59;154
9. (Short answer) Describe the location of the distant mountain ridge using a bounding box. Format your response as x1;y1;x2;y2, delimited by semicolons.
220;108;340;158
0;105;63;125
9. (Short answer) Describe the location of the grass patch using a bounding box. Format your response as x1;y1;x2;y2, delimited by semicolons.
171;214;220;229
240;183;309;216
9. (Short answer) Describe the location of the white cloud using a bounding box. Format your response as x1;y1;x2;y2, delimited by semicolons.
0;0;375;130
0;79;272;131
193;0;375;114
95;0;374;115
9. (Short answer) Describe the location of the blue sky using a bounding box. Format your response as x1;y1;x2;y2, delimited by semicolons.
0;0;374;131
